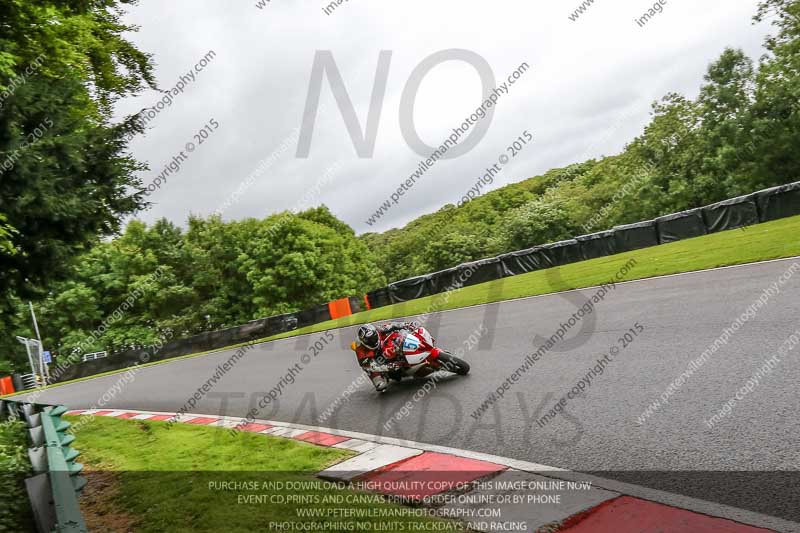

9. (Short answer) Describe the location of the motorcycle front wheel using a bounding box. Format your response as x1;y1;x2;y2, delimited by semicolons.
437;351;470;375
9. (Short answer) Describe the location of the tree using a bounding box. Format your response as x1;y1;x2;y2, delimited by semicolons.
693;48;758;199
421;232;489;273
359;0;800;279
0;214;16;256
502;196;576;251
750;0;800;187
0;0;156;368
16;209;386;361
239;208;385;316
0;0;155;304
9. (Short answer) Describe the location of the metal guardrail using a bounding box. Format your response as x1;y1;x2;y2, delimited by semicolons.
1;399;88;533
20;373;40;390
81;351;107;363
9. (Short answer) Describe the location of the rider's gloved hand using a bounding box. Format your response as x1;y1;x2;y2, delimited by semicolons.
391;336;404;355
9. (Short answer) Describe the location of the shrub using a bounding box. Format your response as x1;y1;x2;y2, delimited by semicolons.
0;417;34;532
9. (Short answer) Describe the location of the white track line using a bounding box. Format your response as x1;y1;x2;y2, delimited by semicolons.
24;254;800;392
259;255;800;339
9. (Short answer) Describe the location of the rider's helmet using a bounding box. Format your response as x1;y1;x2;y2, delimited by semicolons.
357;324;380;350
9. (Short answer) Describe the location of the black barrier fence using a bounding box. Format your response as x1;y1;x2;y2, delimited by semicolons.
656;208;706;244
498;246;547;276
428;266;461;294
576;230;617;260
703;193;760;234
295;303;332;329
52;181;800;383
387;275;432;303
459;257;507;288
542;239;583;267
365;287;391;309
756;181;800;221
379;181;800;305
613;219;659;252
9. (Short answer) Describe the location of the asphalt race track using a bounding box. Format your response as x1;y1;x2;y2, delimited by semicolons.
16;257;800;526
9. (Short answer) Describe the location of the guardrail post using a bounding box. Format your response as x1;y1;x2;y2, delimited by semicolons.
25;406;48;472
22;404;41;431
0;399;10;420
41;405;88;532
25;473;57;533
14;402;89;533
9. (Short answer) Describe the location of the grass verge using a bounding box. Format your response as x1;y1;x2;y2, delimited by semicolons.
11;214;800;394
68;415;461;533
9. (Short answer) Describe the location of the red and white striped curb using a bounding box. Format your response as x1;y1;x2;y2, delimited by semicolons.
67;409;790;533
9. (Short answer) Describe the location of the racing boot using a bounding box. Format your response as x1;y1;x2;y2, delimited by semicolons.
371;374;388;392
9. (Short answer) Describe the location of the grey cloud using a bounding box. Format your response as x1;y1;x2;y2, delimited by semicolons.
114;0;768;234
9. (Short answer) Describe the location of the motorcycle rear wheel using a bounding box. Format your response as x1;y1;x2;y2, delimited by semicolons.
437;351;470;375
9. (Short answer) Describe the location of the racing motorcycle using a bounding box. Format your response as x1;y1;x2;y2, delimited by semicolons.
354;326;470;389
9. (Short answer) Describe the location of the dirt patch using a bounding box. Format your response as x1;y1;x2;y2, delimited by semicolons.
80;465;138;533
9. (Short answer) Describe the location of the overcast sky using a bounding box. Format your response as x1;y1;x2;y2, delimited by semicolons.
116;0;771;234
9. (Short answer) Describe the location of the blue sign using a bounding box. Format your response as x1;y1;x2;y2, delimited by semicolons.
42;351;51;364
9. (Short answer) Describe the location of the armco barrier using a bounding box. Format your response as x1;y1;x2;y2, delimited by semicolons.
11;373;25;393
49;181;800;383
1;399;88;533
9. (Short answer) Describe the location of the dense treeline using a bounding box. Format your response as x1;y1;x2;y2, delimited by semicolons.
0;0;156;371
362;0;800;282
2;0;798;371
2;208;384;368
0;0;156;301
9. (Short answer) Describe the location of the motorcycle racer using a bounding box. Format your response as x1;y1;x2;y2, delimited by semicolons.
355;321;420;391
